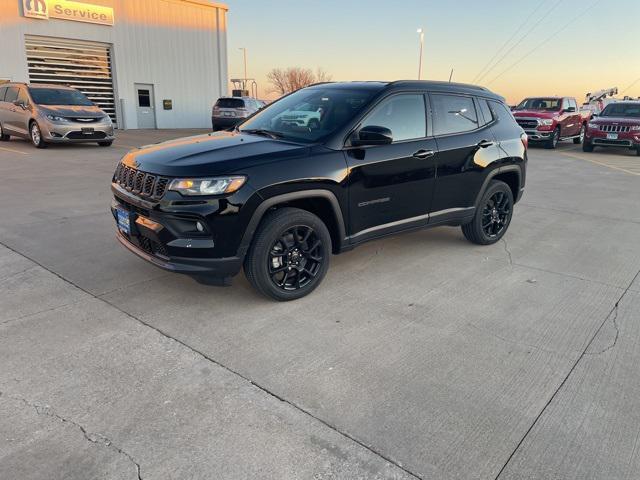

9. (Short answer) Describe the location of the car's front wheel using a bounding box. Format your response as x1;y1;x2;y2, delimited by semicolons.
462;180;514;245
0;122;10;141
583;141;594;152
574;124;586;144
244;207;331;301
30;122;47;149
544;127;560;149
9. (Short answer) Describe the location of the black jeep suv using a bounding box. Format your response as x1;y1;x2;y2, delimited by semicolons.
111;81;527;300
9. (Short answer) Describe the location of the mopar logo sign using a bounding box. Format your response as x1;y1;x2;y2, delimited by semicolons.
21;0;114;25
23;0;48;19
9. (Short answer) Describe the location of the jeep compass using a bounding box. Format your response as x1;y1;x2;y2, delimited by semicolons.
111;81;527;300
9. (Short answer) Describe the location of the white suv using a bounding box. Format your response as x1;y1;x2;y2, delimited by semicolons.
212;97;264;131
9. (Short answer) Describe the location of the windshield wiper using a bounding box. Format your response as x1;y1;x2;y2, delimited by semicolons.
241;129;284;140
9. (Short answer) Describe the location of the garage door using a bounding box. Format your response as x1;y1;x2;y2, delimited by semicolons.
25;35;117;125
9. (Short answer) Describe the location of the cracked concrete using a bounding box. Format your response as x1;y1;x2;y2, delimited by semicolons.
1;133;640;479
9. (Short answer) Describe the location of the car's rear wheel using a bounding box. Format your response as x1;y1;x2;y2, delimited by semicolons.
462;180;514;245
30;122;47;149
582;141;594;152
244;207;331;301
574;124;586;144
544;127;560;149
0;122;10;141
98;140;113;147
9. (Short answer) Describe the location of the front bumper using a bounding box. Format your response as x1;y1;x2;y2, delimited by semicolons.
111;196;242;278
522;129;554;141
586;129;640;148
41;118;115;143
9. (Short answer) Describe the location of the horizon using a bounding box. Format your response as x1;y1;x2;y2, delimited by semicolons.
225;0;640;104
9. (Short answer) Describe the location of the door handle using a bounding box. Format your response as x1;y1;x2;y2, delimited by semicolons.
413;149;435;159
477;139;495;148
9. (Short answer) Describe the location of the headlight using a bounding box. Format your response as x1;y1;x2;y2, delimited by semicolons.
588;123;600;129
46;114;69;123
630;125;640;131
538;119;554;126
169;176;247;196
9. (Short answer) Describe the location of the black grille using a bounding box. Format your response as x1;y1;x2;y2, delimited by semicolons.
593;138;633;146
67;131;107;139
138;236;169;257
516;119;539;130
599;124;630;133
114;163;170;200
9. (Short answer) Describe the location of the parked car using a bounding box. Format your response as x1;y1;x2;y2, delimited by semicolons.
211;96;263;131
0;83;114;148
111;81;527;300
583;101;640;155
275;102;323;130
512;96;591;149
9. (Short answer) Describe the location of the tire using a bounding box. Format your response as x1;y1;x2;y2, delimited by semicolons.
244;207;332;301
582;141;594;152
544;127;560;149
573;124;586;144
98;140;113;147
30;121;47;149
0;122;10;141
462;180;514;246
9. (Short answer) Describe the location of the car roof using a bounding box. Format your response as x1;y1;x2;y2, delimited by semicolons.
307;80;504;101
3;83;77;90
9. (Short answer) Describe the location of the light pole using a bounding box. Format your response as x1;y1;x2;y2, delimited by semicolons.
417;28;424;80
239;47;248;90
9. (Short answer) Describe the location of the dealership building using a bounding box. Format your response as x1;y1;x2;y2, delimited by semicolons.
0;0;228;129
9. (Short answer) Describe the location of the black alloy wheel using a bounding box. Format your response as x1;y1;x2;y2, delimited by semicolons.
244;207;331;301
481;191;511;239
461;180;514;245
268;225;323;291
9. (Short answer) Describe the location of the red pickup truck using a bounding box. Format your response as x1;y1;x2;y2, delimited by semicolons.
512;97;591;149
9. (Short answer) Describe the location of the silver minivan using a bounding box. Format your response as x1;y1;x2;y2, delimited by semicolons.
0;83;115;148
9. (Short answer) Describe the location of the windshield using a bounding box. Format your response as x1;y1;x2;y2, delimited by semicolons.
239;87;377;143
515;98;562;111
28;88;93;106
600;103;640;118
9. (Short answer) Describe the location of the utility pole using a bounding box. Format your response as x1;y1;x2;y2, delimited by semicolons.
417;28;424;80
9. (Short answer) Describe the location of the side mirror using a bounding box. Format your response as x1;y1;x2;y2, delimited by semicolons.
13;100;26;109
352;125;393;147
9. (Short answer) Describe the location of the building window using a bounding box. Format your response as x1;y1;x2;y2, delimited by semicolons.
138;90;151;107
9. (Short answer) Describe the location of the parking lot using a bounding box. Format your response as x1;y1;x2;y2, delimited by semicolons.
1;130;639;479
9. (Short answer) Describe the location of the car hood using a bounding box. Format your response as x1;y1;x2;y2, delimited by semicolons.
590;116;640;126
512;109;560;119
120;131;309;177
38;105;106;118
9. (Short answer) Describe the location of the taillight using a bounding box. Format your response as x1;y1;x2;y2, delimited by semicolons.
212;106;220;115
521;132;528;150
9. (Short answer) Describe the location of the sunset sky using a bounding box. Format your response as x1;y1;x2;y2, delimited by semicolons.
225;0;640;104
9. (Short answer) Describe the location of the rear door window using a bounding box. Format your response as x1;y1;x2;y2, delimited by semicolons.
431;94;479;136
4;87;19;103
216;98;245;109
361;94;426;142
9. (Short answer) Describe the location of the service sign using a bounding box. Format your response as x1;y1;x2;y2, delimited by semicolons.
22;0;115;26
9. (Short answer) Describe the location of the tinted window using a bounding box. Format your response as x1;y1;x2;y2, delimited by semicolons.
432;94;479;135
4;87;19;103
489;100;516;121
240;87;377;143
216;98;245;109
28;88;93;106
360;94;426;142
138;89;151;107
0;87;7;101
478;98;494;126
600;103;640;118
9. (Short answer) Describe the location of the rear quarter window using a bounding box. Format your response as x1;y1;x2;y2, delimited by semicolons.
477;98;494;126
216;98;245;108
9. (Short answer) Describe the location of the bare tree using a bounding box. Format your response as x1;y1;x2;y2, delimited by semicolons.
267;67;332;95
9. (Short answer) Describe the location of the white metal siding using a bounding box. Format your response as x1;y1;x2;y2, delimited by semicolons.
0;0;228;129
25;35;117;123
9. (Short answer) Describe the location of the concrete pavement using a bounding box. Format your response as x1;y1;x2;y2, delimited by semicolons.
1;130;639;479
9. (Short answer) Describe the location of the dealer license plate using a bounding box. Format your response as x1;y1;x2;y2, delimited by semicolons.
116;207;131;235
607;133;618;140
82;127;95;134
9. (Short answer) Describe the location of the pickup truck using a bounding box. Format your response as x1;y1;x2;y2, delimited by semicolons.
512;97;591;149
